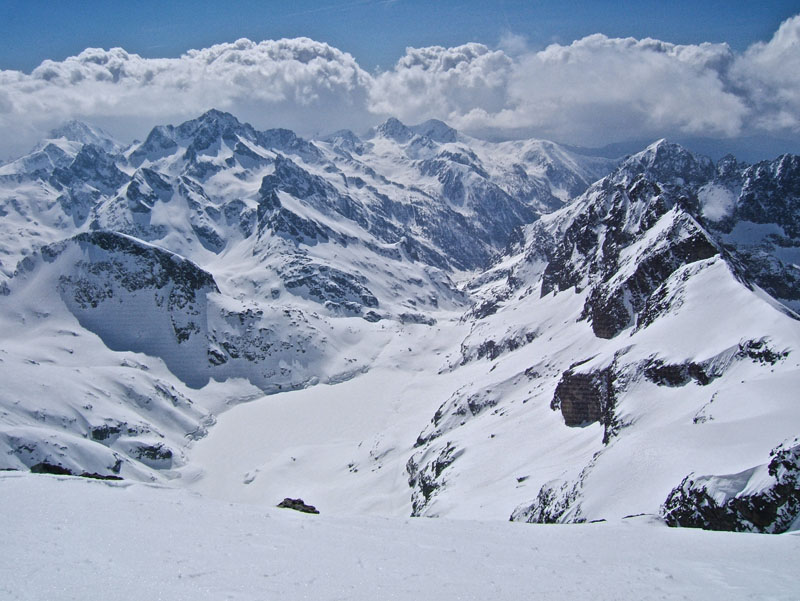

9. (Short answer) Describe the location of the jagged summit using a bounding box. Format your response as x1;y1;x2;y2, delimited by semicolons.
319;128;361;144
174;108;256;141
614;138;715;188
182;108;243;128
369;117;458;145
372;117;414;142
317;129;366;155
48;120;122;154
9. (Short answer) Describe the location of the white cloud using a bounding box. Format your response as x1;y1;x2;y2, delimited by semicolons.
369;43;514;125
1;16;799;159
730;15;800;132
371;34;750;147
497;32;530;58
0;38;375;158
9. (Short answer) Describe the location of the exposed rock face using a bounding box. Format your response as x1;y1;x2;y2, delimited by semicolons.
613;139;715;189
642;338;789;387
509;452;604;524
277;497;319;514
29;462;123;480
661;439;800;533
406;442;464;517
553;372;607;427
506;141;800;343
551;367;617;442
510;474;586;524
51;232;218;366
52;144;128;196
459;329;539;364
533;171;721;339
415;388;500;447
13;230;333;392
585;220;718;339
701;154;800;312
67;231;217;297
278;260;378;314
735;155;800;237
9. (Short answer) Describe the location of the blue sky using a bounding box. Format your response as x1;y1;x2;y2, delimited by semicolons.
1;0;797;73
0;0;799;160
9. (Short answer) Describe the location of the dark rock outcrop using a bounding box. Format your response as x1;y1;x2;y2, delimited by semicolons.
551;367;617;442
661;438;800;533
277;497;319;514
584;223;718;339
29;462;123;481
643;338;789;388
509;454;600;524
406;442;464;517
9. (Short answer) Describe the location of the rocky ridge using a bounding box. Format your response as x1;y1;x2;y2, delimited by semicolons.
406;141;800;529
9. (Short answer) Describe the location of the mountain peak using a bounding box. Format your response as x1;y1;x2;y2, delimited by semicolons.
638;138;688;159
374;117;413;142
197;108;240;125
615;138;714;187
48;120;122;154
175;109;252;142
319;129;361;144
409;119;457;144
318;129;366;155
372;117;459;145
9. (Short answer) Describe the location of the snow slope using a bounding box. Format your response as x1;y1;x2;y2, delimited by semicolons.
402;142;800;526
2;472;799;601
185;317;471;516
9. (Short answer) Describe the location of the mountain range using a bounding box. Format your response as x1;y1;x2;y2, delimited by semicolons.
1;109;798;534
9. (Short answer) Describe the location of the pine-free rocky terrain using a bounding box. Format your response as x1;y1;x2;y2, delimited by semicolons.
1;110;799;599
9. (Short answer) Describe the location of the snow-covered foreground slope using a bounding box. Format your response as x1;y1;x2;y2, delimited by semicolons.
3;472;799;601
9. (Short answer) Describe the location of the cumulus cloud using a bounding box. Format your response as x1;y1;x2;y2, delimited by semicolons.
369;43;514;124
730;15;800;132
371;17;800;148
503;35;746;145
0;38;375;158
372;35;749;146
1;16;799;159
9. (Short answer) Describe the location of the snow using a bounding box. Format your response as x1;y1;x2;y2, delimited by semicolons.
2;472;799;601
179;243;800;525
186;319;469;515
2;113;800;599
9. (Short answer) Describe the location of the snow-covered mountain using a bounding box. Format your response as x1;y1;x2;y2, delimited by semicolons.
1;112;798;537
0;110;612;481
409;140;800;531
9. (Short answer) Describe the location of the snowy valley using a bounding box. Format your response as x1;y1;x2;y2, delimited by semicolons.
1;110;799;599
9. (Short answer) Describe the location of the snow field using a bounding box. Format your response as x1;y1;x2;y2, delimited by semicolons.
2;472;799;601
